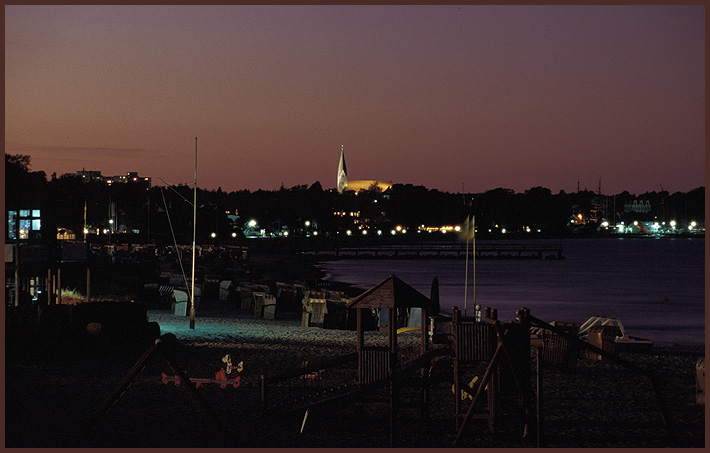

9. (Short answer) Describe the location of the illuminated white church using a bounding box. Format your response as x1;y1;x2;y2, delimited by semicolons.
337;145;392;194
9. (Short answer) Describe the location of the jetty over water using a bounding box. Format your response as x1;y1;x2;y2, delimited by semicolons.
304;242;563;259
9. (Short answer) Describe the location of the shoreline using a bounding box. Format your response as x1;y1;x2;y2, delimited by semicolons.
5;246;704;447
308;242;704;348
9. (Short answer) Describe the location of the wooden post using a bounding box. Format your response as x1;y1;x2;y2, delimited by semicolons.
389;307;397;448
14;244;20;307
452;306;461;429
421;306;429;418
420;307;428;354
46;268;52;305
86;266;91;303
57;267;62;304
536;344;543;447
356;308;363;352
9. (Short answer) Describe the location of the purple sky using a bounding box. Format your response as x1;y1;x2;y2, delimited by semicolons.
5;5;705;195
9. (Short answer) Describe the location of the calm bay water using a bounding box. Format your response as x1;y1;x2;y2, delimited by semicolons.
318;238;705;346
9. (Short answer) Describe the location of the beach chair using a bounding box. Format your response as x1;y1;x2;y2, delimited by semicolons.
172;289;189;316
218;280;231;301
252;292;265;317
262;294;277;320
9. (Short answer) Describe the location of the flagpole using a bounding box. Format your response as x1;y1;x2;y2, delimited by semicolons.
190;137;197;329
83;199;87;243
472;215;476;314
464;215;469;317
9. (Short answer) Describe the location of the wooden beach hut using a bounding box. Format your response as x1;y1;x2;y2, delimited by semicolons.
346;274;432;446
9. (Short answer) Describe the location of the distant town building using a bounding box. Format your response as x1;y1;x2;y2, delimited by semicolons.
77;169;103;183
76;169;151;188
336;146;392;194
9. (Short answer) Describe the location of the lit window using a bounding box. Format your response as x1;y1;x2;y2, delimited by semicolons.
7;211;17;240
19;220;31;239
10;209;41;240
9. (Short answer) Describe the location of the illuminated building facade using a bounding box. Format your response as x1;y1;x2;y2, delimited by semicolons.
336;146;392;194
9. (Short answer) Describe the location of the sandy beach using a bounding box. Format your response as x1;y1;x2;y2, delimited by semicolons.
5;293;705;448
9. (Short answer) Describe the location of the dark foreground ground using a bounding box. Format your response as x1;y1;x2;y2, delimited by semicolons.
4;297;705;449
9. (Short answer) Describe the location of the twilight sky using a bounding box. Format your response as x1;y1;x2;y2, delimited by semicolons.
5;5;705;195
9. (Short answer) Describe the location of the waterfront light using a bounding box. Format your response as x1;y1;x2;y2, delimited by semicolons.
211;232;216;238
377;230;382;236
248;219;257;228
362;230;367;235
391;229;397;235
232;232;237;238
305;221;311;227
312;231;318;236
670;220;676;228
346;230;352;236
454;225;461;232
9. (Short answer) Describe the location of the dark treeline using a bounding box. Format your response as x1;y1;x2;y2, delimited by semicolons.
5;154;705;246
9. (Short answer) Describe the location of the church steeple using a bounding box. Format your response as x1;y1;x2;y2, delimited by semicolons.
337;144;348;193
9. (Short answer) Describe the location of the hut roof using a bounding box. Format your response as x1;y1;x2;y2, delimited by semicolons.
346;275;430;309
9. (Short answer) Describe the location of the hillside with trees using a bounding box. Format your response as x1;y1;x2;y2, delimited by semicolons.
5;153;705;246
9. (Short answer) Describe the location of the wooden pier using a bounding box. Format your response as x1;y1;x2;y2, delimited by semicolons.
303;242;563;259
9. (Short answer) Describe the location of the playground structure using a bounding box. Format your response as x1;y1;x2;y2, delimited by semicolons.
447;306;534;442
260;275;538;446
259;279;675;446
347;275;433;447
83;333;237;444
84;275;676;447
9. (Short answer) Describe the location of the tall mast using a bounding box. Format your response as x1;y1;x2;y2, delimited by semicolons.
472;215;476;316
464;214;469;316
190;137;197;329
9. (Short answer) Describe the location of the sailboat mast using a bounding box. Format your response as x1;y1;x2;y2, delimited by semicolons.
462;186;472;317
190;137;197;329
472;215;476;316
464;215;469;317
